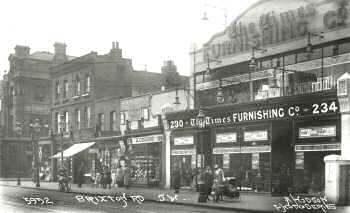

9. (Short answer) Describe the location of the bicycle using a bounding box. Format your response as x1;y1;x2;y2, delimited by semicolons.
58;176;72;192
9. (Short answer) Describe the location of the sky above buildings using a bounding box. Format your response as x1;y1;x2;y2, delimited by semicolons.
0;0;258;76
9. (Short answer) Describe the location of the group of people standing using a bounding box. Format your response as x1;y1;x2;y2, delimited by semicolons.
199;164;225;202
172;164;230;202
90;163;131;189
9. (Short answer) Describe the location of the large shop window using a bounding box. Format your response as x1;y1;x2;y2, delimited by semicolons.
229;152;271;192
129;143;161;186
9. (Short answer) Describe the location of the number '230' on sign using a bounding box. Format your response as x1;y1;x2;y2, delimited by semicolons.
168;100;339;129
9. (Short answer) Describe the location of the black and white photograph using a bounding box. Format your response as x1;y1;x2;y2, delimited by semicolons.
0;0;349;212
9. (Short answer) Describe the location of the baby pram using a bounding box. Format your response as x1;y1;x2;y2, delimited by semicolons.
223;177;240;199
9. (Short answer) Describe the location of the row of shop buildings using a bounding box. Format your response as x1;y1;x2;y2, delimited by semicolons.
1;0;350;196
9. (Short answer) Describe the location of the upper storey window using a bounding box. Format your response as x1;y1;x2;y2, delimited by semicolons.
75;76;81;96
55;80;60;99
63;80;69;99
85;74;91;93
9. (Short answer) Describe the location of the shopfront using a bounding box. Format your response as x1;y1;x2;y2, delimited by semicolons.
170;132;197;188
127;134;162;186
84;138;126;184
167;92;340;194
38;142;53;181
213;125;273;192
293;115;341;193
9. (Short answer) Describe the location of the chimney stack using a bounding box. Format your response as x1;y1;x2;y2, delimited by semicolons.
161;60;177;74
52;42;68;65
14;45;30;57
110;41;122;59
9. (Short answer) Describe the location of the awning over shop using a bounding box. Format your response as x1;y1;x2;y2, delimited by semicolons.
51;142;95;158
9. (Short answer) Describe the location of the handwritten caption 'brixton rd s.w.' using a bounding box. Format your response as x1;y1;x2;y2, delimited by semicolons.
75;193;144;208
75;193;178;208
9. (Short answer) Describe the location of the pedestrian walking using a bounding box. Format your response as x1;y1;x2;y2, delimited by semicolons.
116;164;124;187
111;165;117;187
213;164;225;201
77;161;85;188
172;165;181;194
197;168;207;202
203;166;214;201
102;166;112;189
123;164;130;189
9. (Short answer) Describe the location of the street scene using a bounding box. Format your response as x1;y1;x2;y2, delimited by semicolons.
1;0;350;212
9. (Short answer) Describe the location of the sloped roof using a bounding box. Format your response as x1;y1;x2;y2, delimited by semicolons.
28;51;76;61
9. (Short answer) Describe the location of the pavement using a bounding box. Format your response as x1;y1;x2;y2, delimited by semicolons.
0;179;349;213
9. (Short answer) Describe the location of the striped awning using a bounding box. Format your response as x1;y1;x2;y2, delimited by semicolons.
51;142;95;158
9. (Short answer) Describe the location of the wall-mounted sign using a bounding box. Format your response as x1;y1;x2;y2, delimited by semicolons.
252;153;260;170
174;136;194;145
202;0;350;60
168;100;339;130
213;146;271;154
130;134;163;144
244;130;268;142
171;148;196;156
299;125;336;139
295;152;304;169
216;133;237;143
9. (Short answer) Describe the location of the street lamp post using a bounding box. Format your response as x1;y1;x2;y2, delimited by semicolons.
59;115;66;169
196;109;206;170
15;122;23;185
30;118;41;188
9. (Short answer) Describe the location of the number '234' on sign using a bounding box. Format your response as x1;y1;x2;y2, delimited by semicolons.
312;101;338;115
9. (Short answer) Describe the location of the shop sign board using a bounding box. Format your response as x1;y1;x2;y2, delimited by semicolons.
202;0;350;61
298;125;336;138
130;134;163;144
244;130;268;142
174;136;194;145
213;146;271;154
171;148;196;156
216;132;237;143
168;99;339;130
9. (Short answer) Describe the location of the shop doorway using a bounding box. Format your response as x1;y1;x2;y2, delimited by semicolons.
294;151;340;193
171;155;193;187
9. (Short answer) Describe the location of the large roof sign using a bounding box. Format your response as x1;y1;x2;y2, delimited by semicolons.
203;0;350;60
